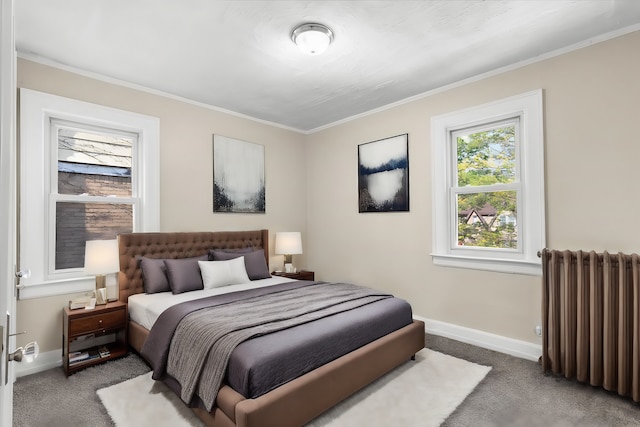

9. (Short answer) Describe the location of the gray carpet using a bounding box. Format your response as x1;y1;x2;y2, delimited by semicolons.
427;335;640;427
12;334;640;426
13;354;149;427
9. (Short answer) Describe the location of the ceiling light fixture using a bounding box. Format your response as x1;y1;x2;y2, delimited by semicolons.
291;23;334;55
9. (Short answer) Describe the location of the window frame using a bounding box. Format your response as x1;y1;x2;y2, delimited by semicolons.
19;88;160;299
431;90;545;275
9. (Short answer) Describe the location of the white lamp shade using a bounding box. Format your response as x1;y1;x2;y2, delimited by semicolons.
84;239;119;274
275;232;303;255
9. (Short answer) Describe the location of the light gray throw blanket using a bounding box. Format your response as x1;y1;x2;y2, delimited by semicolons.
166;282;392;411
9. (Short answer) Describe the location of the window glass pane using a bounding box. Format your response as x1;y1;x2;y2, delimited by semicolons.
55;202;132;270
457;191;517;249
457;125;516;187
58;127;133;196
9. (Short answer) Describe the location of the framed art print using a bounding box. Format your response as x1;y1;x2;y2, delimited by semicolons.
358;134;409;212
213;135;265;213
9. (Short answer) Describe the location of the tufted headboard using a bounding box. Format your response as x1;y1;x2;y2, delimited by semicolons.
117;229;269;303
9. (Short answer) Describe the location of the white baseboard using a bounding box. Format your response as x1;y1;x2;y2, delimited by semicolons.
15;333;116;378
15;318;541;378
14;349;62;378
415;315;542;362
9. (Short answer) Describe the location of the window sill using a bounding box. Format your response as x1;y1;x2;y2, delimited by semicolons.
18;277;95;300
431;253;541;276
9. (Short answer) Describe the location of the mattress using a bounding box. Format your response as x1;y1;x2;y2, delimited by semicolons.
128;276;292;330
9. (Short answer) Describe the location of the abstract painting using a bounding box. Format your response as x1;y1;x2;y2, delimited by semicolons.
213;135;265;213
358;134;409;212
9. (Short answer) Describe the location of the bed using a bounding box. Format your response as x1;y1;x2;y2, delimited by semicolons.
118;229;425;427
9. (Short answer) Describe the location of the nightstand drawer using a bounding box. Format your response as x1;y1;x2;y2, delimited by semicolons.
68;309;126;336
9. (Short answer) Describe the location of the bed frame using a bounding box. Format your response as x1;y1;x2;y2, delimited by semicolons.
118;229;425;427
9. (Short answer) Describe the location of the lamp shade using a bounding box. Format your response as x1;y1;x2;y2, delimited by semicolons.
84;239;119;274
275;232;303;255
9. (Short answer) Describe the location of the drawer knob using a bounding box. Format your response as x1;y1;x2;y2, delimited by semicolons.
98;319;103;324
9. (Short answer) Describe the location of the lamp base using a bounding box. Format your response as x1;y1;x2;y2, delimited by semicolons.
95;275;107;305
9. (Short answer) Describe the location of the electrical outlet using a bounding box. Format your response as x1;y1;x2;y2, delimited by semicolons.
534;325;542;336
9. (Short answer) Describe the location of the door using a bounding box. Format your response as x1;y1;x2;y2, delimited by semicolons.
0;0;16;425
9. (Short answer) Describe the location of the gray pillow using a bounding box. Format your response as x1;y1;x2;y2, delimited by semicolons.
210;249;271;280
139;257;170;294
207;246;254;260
164;255;208;294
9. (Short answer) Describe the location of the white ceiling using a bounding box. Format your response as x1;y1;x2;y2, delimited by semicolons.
15;1;640;132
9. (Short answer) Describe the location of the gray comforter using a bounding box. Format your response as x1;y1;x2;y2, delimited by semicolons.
142;281;393;411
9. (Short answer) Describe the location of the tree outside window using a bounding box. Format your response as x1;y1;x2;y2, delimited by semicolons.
455;123;518;249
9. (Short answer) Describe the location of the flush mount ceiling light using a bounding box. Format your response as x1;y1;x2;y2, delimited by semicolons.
291;23;334;55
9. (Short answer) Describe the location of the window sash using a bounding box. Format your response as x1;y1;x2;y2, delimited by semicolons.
52;200;134;272
453;189;519;251
451;117;520;189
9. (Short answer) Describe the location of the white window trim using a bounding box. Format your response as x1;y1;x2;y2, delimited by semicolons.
19;88;160;299
431;89;545;275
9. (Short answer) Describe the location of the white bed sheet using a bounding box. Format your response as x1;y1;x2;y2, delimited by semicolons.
128;276;295;330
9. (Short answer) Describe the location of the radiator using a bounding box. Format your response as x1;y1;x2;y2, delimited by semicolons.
540;248;640;401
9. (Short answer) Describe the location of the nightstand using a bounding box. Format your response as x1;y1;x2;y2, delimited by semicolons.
272;270;315;281
63;300;128;376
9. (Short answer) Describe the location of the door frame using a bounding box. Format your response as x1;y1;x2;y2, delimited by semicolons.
0;0;17;425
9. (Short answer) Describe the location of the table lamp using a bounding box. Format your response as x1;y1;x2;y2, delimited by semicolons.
275;232;303;273
84;239;119;305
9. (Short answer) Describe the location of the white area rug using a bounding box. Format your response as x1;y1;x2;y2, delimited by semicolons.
98;349;491;427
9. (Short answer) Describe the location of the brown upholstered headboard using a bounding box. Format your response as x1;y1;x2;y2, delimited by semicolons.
117;229;269;303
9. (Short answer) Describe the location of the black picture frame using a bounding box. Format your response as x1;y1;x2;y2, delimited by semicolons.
358;134;409;213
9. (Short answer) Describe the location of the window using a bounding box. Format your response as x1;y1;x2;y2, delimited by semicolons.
431;90;545;275
19;89;160;298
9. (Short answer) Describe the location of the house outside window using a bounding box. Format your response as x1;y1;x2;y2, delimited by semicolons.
19;89;160;298
431;90;545;275
54;121;135;271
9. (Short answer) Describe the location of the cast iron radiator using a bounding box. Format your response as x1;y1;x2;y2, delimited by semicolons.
540;248;640;401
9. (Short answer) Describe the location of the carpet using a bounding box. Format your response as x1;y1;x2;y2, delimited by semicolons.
97;349;491;427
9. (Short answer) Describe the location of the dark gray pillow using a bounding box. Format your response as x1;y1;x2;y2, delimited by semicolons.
210;249;271;280
139;257;170;294
207;246;254;260
164;255;208;294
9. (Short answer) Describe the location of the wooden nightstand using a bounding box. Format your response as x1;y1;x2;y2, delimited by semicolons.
272;270;315;281
63;300;128;376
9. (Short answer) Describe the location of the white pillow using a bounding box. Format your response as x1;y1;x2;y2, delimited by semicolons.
198;257;250;289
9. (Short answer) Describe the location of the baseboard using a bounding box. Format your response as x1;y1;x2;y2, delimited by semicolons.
14;349;62;378
15;319;541;377
415;315;542;362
